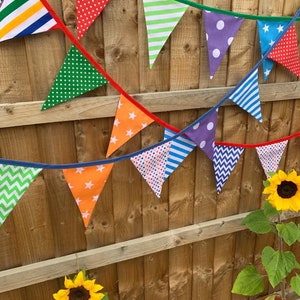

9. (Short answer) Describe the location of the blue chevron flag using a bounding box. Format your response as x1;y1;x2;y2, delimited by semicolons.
163;128;196;180
213;145;244;194
229;69;262;122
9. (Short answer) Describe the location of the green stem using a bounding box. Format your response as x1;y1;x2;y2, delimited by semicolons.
278;213;286;300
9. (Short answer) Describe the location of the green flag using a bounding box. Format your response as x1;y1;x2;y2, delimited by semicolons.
0;164;42;226
42;45;108;110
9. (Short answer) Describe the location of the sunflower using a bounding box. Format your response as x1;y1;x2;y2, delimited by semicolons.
263;170;300;212
53;270;105;300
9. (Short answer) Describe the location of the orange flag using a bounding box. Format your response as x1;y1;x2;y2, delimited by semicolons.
63;163;113;227
106;94;155;157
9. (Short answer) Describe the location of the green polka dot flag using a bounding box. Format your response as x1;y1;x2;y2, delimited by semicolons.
41;45;108;110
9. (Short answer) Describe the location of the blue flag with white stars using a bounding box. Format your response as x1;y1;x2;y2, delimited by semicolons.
257;20;288;81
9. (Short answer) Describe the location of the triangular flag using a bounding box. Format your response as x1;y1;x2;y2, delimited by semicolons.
106;94;155;157
204;11;243;79
76;0;110;40
184;108;218;160
130;142;171;198
256;141;288;177
0;0;58;42
229;69;262;122
257;20;288;81
213;145;244;194
0;164;42;226
268;24;300;77
41;44;108;110
143;0;188;68
63;163;113;227
163;128;196;180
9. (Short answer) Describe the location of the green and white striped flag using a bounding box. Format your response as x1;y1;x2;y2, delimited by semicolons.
143;0;188;68
0;164;42;226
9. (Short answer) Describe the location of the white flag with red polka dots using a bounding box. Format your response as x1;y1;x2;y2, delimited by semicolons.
76;0;111;40
256;141;288;177
130;142;171;198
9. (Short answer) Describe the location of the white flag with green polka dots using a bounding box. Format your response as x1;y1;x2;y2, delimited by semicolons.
42;44;108;110
143;0;188;69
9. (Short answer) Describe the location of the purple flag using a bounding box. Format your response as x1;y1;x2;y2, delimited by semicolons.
204;11;244;78
185;109;218;160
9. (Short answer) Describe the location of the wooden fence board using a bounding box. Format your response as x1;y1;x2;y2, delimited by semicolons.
0;0;299;299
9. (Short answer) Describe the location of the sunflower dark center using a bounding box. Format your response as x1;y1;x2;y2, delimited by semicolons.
277;181;297;198
69;286;90;300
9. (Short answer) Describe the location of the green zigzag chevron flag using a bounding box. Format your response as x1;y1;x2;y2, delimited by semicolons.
0;164;42;226
42;44;108;110
143;0;188;68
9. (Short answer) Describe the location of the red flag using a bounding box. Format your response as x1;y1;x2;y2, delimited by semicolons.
268;24;300;76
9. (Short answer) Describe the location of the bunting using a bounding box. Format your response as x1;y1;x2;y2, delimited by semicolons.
213;145;244;193
229;69;262;122
143;0;188;68
163;128;196;180
0;0;58;42
41;44;108;110
204;11;243;79
0;164;42;225
185;109;218;160
76;0;110;40
268;24;300;77
131;142;171;198
63;163;113;227
256;141;288;177
106;94;155;157
257;20;288;81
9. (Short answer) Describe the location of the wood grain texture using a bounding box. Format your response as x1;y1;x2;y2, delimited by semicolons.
0;0;299;299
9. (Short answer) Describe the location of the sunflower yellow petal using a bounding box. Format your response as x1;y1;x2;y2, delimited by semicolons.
73;271;85;287
64;276;75;289
53;288;69;300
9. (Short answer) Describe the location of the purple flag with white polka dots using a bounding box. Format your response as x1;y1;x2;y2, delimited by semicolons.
184;108;218;160
204;11;244;79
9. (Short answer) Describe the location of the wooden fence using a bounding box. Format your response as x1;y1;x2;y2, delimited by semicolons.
0;0;300;299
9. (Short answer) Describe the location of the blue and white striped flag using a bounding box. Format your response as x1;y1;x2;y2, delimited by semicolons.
213;145;244;194
163;128;196;180
0;0;58;42
229;69;262;122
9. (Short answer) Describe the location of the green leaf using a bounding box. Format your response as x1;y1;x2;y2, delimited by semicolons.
291;274;300;296
232;265;264;296
263;201;279;217
276;222;299;246
261;246;296;287
242;210;272;234
297;224;300;243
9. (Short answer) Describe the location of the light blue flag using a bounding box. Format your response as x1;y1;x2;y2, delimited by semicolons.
229;69;262;122
163;128;196;180
257;20;288;81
